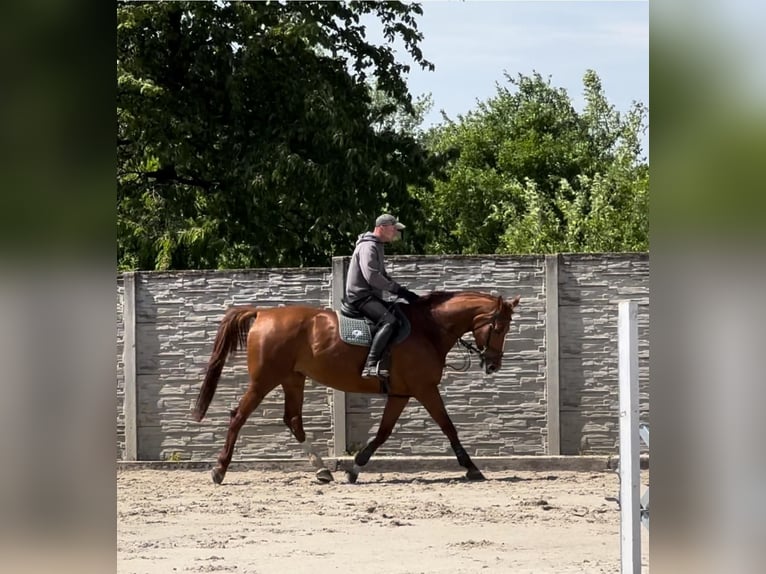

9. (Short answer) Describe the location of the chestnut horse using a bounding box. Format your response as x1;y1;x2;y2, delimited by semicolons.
192;290;521;484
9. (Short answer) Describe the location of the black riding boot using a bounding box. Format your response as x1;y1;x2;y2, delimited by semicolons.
361;322;395;378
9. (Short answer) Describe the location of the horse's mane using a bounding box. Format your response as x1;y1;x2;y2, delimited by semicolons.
416;290;493;308
416;291;456;306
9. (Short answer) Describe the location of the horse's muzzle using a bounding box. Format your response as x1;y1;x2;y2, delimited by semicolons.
485;364;498;375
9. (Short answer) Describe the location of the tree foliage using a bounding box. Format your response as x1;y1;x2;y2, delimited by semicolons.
414;70;648;255
118;1;648;269
118;0;437;270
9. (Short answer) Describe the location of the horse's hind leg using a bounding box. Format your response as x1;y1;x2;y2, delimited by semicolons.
282;376;334;483
346;395;409;484
212;380;277;484
417;386;485;481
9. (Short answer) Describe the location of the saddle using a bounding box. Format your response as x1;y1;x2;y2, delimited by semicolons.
336;301;411;347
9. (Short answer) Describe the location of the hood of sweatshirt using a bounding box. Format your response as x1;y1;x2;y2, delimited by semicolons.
355;232;379;246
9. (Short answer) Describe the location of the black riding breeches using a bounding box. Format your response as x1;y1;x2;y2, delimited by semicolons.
356;297;399;329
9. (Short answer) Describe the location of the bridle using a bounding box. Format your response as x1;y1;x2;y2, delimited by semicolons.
457;308;507;369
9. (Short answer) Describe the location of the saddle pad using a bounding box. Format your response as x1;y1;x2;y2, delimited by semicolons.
337;314;374;346
336;308;411;347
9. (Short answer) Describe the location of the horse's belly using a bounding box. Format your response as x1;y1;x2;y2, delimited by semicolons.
297;343;382;394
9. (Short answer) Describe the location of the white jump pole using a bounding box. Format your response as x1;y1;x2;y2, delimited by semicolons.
619;300;641;574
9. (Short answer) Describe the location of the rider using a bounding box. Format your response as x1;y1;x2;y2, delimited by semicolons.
345;213;420;379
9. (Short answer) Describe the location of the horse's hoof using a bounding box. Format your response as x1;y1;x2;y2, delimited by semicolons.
466;469;486;481
346;468;359;484
211;468;225;484
316;468;334;483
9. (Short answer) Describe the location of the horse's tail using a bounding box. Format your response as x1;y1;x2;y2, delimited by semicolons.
192;306;259;422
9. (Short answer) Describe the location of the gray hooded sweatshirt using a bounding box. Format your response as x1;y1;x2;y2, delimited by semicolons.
345;232;401;303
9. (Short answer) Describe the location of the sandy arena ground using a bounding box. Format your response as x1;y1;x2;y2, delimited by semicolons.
118;466;649;574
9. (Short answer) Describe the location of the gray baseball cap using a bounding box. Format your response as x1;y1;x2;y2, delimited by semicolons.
375;213;405;230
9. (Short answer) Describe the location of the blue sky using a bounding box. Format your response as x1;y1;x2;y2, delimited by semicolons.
362;0;648;147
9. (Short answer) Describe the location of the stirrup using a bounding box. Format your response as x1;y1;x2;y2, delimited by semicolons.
361;362;380;378
361;361;389;378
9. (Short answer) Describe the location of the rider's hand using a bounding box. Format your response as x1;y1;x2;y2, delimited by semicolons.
397;286;420;304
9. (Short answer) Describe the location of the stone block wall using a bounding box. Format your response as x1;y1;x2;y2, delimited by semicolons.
116;253;649;460
117;277;125;459
557;253;650;454
345;255;548;457
124;268;333;461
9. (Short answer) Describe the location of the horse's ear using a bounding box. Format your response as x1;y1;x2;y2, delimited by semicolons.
511;294;521;308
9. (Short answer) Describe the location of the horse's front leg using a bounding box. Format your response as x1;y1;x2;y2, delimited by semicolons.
347;395;409;484
417;386;485;481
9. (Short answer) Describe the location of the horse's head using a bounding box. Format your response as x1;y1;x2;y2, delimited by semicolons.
471;293;521;375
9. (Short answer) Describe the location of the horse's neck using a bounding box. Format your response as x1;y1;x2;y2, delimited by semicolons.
431;298;487;349
439;306;479;333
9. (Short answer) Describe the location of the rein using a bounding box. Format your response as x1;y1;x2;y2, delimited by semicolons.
449;337;482;372
450;314;501;372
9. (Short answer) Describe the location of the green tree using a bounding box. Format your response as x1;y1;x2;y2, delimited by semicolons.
414;70;648;254
366;87;445;256
118;0;435;270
